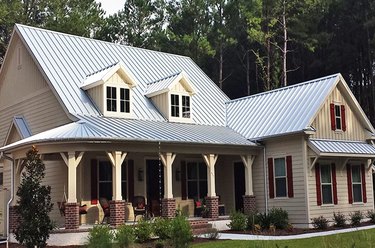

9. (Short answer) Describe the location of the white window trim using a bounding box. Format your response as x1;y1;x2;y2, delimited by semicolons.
334;104;343;132
103;83;133;118
274;157;288;199
320;164;333;205
351;165;363;203
168;91;193;123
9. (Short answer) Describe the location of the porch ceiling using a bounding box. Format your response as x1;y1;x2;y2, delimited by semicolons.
308;138;375;158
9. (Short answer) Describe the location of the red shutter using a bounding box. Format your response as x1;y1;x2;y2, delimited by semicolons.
268;158;274;199
347;164;353;204
286;156;294;198
341;105;346;131
315;163;322;206
330;103;336;130
361;164;367;203
332;163;338;205
128;160;134;202
181;161;187;200
91;159;98;204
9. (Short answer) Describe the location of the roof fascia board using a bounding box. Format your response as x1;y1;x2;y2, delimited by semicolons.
14;24;78;122
307;141;322;156
318;152;375;158
0;28;17;80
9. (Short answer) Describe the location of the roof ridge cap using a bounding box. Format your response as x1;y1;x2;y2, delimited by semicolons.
147;71;182;85
85;61;119;78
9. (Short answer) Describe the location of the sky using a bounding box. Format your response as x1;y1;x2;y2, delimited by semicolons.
96;0;126;16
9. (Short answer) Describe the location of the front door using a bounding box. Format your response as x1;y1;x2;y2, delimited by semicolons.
234;162;245;211
146;159;164;216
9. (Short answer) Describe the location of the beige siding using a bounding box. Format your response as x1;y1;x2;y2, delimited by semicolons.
253;136;308;226
171;82;188;93
215;156;236;213
311;86;366;140
308;159;374;223
151;92;169;119
87;86;103;113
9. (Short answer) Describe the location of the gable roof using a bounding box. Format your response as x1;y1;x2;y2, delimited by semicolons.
4;116;32;146
14;24;228;126
226;74;375;140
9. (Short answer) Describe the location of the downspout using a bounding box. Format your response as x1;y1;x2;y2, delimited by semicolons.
263;145;268;215
0;152;14;248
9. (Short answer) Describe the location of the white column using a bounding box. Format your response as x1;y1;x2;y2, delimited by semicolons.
202;154;218;197
160;153;176;199
107;151;127;201
241;155;255;195
61;151;84;203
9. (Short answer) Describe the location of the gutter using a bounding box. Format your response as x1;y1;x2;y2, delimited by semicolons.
0;152;14;248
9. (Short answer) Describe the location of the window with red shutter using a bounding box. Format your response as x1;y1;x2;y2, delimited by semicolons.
332;163;338;205
347;164;353;204
315;164;322;206
361;164;367;203
268;158;274;199
341;105;346;131
330;104;336;130
286;156;293;198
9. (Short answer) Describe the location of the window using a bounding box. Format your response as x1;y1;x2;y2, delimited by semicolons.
182;96;190;118
106;86;117;112
274;158;287;197
171;94;180;117
120;88;130;113
351;165;362;203
98;160;127;201
334;105;342;130
330;103;346;131
187;162;207;199
320;165;333;204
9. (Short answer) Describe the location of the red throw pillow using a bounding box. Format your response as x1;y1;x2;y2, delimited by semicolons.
137;203;144;209
196;201;201;207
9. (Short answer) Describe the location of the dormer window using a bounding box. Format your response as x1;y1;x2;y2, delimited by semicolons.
107;86;117;112
171;94;180;117
120;88;130;113
170;94;191;118
182;95;190;118
105;86;131;115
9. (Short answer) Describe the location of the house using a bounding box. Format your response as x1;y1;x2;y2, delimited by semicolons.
0;24;374;231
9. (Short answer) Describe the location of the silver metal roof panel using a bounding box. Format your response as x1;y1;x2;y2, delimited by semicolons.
13;116;32;139
309;139;375;156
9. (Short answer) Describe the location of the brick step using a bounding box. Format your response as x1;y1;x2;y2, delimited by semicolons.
189;219;209;226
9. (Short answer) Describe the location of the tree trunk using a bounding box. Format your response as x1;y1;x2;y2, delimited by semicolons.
246;51;250;95
282;0;287;87
219;43;223;89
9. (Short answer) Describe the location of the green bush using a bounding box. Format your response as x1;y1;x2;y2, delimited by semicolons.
86;225;113;248
268;208;289;229
311;216;329;230
114;224;135;248
170;214;193;248
333;212;346;227
258;212;272;230
203;228;221;240
134;219;153;243
247;212;260;230
228;211;247;231
153;217;172;240
366;210;375;224
350;211;363;226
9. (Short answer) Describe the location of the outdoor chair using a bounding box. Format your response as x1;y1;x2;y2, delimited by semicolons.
132;195;146;222
57;201;88;217
99;197;110;224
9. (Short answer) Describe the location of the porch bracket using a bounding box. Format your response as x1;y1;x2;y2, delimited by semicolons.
308;156;319;176
160;153;176;199
15;159;24;176
367;158;374;170
107;151;128;201
202;154;218;197
60;151;85;203
341;158;350;176
240;155;255;196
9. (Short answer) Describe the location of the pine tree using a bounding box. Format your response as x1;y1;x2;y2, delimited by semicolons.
15;146;53;248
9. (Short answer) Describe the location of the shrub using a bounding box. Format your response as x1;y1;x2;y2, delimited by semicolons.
311;216;329;230
247;212;260;230
203;228;221;240
153;217;172;240
258;212;272;230
367;210;375;224
15;146;54;248
227;211;247;231
134;219;153;243
350;211;363;226
170;214;193;248
86;225;113;248
114;224;135;248
268;208;289;230
333;212;346;227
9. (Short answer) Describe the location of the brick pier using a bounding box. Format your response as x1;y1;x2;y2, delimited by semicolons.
205;196;219;219
161;198;176;218
110;200;126;227
65;203;79;229
243;195;256;214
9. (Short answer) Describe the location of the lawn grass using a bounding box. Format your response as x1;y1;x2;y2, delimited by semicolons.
192;228;375;248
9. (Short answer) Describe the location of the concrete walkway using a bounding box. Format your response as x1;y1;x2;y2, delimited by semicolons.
214;224;375;240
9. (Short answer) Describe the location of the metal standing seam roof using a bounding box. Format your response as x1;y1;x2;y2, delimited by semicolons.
15;24;229;126
308;139;375;156
144;72;181;96
226;74;340;140
0;115;256;152
13;116;32;139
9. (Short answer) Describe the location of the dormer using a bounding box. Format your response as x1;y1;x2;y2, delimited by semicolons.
81;62;137;118
145;71;196;123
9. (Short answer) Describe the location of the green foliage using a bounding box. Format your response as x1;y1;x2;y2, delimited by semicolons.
227;211;247;231
333;212;346;227
86;225;113;248
15;146;54;248
349;211;363;227
366;210;375;224
114;224;135;248
268;208;289;230
203;228;221;240
153;217;172;240
311;216;329;230
170;214;193;248
246;211;260;230
134;218;153;243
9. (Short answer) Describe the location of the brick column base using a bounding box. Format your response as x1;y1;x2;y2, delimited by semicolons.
206;196;219;219
162;198;176;218
243;195;256;215
9;206;20;232
65;203;79;229
110;200;126;227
